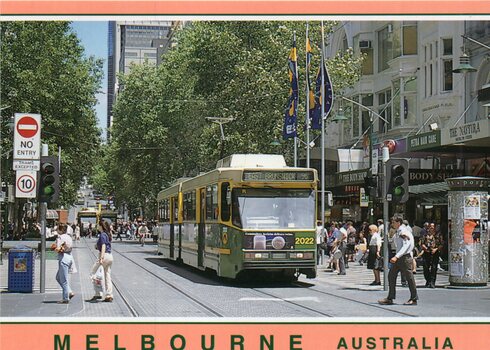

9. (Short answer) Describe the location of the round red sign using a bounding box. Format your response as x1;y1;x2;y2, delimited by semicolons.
16;116;39;138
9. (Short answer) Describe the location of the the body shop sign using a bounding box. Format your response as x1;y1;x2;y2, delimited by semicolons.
442;119;490;145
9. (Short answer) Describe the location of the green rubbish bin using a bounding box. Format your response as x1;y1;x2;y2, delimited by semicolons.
8;246;35;292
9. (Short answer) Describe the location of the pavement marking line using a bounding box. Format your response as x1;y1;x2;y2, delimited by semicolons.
239;297;319;302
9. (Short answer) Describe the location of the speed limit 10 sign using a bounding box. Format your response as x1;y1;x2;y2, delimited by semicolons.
16;170;37;198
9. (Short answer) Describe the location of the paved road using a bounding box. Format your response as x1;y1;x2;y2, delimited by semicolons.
1;238;489;318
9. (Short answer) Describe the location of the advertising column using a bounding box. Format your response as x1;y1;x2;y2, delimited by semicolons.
446;177;489;286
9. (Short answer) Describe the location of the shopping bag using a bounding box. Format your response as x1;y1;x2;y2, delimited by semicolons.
69;260;78;274
91;266;104;294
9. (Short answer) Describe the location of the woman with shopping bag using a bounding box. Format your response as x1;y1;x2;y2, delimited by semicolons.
89;220;114;302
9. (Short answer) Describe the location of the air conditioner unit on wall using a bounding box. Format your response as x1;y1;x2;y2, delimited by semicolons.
359;40;372;49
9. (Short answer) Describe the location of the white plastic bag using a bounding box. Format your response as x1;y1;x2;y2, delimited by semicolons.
69;260;78;274
91;266;104;294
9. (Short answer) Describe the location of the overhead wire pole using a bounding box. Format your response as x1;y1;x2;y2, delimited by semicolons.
305;22;311;168
320;21;326;228
293;31;298;167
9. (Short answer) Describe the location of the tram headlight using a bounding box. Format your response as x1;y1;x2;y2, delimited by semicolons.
290;252;314;259
244;252;269;259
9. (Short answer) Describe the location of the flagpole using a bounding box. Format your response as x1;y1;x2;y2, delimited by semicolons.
320;21;325;227
305;22;310;168
293;30;298;167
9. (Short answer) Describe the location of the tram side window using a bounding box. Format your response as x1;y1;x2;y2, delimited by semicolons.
183;191;196;221
206;185;218;220
160;199;170;223
220;182;231;222
172;196;178;221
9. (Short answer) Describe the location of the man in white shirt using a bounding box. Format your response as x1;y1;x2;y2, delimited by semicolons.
315;221;326;265
378;216;418;306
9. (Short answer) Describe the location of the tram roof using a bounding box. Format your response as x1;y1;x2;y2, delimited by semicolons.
157;154;317;201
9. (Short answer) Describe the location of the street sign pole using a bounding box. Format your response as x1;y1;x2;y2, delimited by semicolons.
39;201;47;293
382;146;390;291
39;143;48;294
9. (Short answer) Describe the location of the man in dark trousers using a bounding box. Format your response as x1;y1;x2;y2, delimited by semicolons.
419;222;444;288
378;216;418;306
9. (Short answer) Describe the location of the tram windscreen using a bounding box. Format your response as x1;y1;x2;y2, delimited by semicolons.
232;188;315;229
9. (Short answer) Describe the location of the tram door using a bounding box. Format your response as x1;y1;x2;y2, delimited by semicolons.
169;197;175;259
198;188;206;267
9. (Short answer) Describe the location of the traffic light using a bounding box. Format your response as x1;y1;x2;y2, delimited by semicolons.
385;158;409;204
363;176;378;197
38;156;60;203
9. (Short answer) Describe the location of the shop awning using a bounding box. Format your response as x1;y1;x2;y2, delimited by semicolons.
409;182;448;205
27;209;59;220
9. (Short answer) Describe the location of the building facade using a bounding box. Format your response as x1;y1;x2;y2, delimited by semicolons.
107;21;175;134
313;20;490;226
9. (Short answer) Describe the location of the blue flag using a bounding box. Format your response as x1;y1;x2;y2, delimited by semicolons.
311;62;333;129
306;37;316;130
283;38;299;139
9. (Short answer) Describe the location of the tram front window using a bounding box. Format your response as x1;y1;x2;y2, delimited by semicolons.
232;188;315;229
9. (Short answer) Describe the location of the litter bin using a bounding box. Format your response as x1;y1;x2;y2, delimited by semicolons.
8;246;35;292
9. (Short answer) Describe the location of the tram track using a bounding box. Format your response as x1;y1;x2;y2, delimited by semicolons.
110;246;226;317
88;240;417;318
292;281;417;317
83;240;139;317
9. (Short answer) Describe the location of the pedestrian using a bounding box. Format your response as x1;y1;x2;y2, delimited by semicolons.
87;223;93;239
115;224;123;241
345;221;357;266
138;222;148;246
53;223;75;304
336;227;348;275
315;221;326;265
367;224;382;285
419;222;444;288
74;224;81;241
89;220;114;302
378;216;418;306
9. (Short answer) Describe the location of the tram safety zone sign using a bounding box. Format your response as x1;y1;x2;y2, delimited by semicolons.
14;113;41;160
16;171;37;198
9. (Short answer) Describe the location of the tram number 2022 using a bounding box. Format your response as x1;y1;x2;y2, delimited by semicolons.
295;237;314;245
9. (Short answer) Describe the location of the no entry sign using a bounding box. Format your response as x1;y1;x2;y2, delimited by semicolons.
16;116;39;138
14;113;41;160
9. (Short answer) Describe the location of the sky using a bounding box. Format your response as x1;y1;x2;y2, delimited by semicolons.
70;21;108;140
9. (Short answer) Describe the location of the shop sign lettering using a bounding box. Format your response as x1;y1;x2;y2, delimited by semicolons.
408;131;441;151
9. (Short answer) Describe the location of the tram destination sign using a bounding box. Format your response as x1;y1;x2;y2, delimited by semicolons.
243;170;314;182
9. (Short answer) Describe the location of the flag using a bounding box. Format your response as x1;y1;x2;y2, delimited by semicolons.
306;36;316;130
283;38;299;139
311;62;334;129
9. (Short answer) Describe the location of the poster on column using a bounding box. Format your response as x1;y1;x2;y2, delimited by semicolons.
464;195;481;219
1;1;490;350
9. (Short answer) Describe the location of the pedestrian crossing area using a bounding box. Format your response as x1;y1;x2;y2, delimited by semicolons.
314;262;449;291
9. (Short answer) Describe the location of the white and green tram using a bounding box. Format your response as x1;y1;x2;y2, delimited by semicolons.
155;154;318;280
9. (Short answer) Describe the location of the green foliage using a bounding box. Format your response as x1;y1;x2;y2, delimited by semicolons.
106;21;362;216
0;21;103;206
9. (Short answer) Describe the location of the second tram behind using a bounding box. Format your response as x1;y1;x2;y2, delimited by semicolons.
155;154;318;280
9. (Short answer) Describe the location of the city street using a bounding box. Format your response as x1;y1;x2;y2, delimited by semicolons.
1;238;489;318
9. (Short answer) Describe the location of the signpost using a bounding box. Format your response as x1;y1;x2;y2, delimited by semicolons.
13;113;41;199
15;171;37;198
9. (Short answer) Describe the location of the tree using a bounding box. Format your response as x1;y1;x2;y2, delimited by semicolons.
0;22;103;212
106;21;363;216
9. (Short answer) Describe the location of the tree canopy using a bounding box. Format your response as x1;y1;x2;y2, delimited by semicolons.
98;21;363;217
0;21;103;206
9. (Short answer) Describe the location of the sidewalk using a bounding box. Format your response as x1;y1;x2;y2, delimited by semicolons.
0;238;141;318
313;260;450;291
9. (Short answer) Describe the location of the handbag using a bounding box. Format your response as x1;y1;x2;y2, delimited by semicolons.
374;256;383;270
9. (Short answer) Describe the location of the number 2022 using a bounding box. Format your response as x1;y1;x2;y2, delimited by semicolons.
295;237;314;245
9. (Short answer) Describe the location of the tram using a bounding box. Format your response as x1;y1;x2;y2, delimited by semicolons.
76;208;98;236
155;154;318;280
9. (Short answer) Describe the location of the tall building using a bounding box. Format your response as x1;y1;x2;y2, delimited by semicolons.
309;21;490;225
107;21;174;136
